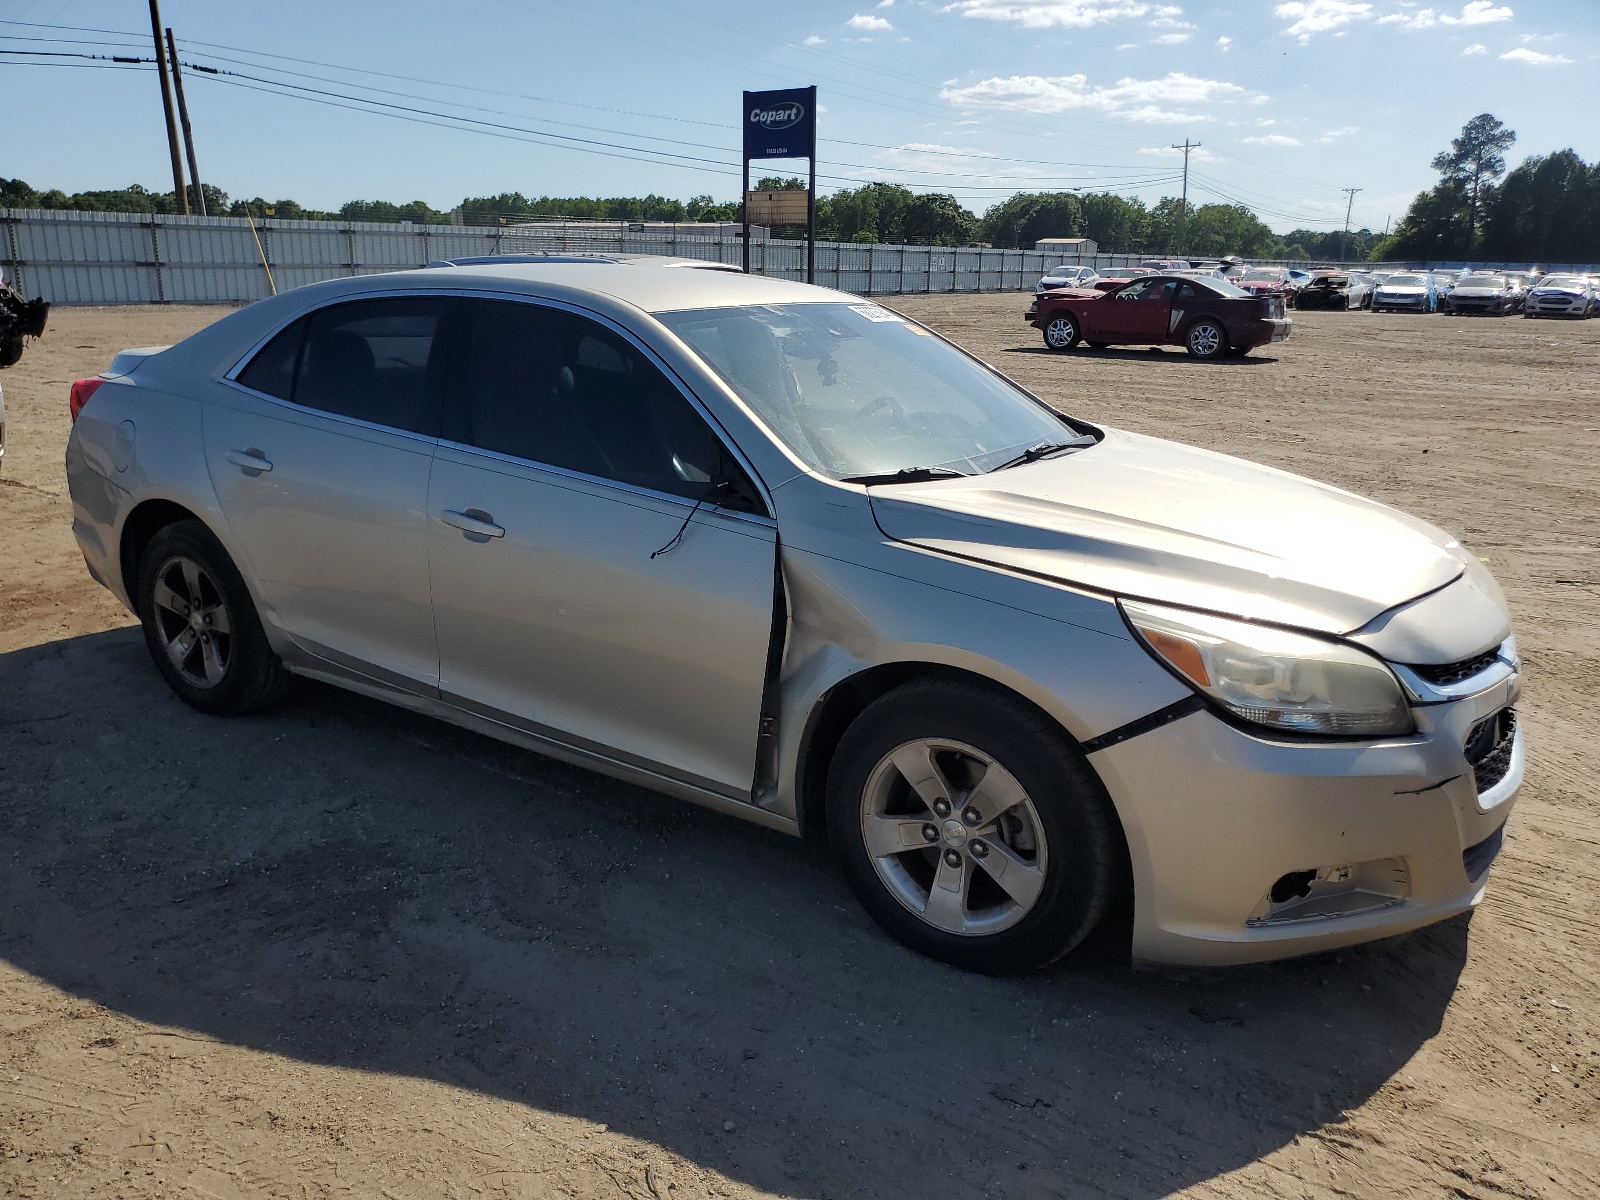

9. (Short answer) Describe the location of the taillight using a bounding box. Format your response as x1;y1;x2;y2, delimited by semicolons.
69;377;104;423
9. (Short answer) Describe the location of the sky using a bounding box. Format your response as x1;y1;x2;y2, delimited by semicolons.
2;0;1597;234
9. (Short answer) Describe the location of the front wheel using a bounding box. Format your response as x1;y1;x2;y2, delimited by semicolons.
1041;314;1080;351
1184;319;1228;360
136;520;294;715
827;678;1123;974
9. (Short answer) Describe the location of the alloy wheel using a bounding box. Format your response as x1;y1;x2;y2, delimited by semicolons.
150;554;233;689
1187;321;1224;357
1044;317;1077;349
859;738;1049;936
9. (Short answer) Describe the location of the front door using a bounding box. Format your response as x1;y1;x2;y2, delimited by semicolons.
427;298;777;800
204;295;452;691
1094;277;1178;342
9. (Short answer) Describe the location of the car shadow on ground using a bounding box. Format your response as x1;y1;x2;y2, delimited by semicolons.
1005;345;1280;366
0;628;1468;1199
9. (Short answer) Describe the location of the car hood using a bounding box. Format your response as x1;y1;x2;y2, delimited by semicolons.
1378;285;1426;293
867;428;1468;635
1451;287;1503;296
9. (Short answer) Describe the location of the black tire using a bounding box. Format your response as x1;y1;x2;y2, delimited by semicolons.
826;677;1124;974
135;519;294;715
1184;318;1228;360
1041;314;1080;351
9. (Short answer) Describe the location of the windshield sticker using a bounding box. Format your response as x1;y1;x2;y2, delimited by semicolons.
848;305;905;323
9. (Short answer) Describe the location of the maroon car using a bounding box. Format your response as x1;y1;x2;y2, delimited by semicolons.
1026;274;1292;359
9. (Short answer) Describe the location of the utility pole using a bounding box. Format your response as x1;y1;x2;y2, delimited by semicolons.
1170;138;1200;255
1341;187;1362;262
147;0;188;214
165;28;206;215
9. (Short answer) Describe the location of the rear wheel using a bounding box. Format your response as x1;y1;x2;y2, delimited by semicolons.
1042;314;1080;351
827;678;1123;974
135;520;294;715
1184;319;1228;360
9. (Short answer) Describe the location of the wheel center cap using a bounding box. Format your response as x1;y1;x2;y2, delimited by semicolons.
189;612;203;630
942;819;969;848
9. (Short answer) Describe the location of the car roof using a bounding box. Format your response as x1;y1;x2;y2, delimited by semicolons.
370;258;845;314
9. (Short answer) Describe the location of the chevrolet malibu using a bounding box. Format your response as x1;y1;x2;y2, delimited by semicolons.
66;261;1522;973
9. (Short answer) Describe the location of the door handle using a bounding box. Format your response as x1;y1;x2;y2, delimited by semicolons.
225;448;273;473
441;508;505;539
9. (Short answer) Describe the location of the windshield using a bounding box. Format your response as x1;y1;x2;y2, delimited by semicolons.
1457;275;1504;288
1383;274;1427;286
658;302;1076;480
1539;275;1583;288
1309;276;1349;287
1240;268;1285;282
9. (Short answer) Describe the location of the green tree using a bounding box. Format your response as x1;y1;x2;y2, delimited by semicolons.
339;199;450;224
1430;113;1515;248
816;183;976;245
1078;193;1149;254
1478;149;1598;263
1180;203;1277;258
687;194;740;222
755;176;806;191
977;192;1083;249
1383;181;1473;260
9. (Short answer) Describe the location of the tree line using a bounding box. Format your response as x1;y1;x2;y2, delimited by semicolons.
1375;114;1600;264
2;173;1381;260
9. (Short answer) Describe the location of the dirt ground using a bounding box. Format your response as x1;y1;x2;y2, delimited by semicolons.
2;295;1597;1200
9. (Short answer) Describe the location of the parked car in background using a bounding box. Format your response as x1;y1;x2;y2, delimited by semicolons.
1035;265;1101;293
1091;266;1159;292
1286;269;1314;289
1370;273;1437;313
1220;256;1247;279
1442;274;1520;315
1139;258;1191;271
1029;273;1291;359
1235;267;1303;303
1294;272;1373;311
1523;275;1596;318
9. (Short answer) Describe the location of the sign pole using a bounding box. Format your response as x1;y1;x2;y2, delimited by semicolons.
742;157;751;275
806;85;817;285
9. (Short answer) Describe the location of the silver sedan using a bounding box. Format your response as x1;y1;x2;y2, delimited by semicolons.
65;260;1523;972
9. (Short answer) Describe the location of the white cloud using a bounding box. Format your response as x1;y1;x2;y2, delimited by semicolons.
848;12;893;30
1499;46;1570;63
941;71;1254;122
1116;40;1138;47
1216;34;1233;48
1379;2;1512;29
1318;125;1359;141
1243;133;1302;145
1154;32;1191;42
878;0;896;6
1138;144;1221;162
944;1;1176;30
1461;41;1486;52
803;34;826;44
1275;1;1373;42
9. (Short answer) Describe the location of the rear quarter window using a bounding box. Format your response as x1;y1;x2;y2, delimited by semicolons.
235;317;306;400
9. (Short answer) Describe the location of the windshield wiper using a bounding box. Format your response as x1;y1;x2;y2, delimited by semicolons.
839;466;969;486
989;437;1097;472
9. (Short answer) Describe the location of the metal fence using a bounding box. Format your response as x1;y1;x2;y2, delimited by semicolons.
7;208;1585;306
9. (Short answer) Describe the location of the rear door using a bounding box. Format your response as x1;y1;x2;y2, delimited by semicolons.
205;295;452;692
1096;278;1178;342
427;297;778;801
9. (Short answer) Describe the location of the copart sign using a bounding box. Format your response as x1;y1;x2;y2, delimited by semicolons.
743;87;816;161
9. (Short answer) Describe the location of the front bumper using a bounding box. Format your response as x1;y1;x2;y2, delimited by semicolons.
1525;297;1588;316
1090;673;1521;965
1373;293;1429;310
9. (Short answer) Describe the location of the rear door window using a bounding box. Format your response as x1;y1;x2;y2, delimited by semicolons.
445;299;761;510
285;297;450;436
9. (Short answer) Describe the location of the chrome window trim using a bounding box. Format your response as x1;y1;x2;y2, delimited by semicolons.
224;284;777;519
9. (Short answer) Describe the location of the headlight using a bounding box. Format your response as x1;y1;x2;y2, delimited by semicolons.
1120;600;1414;737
